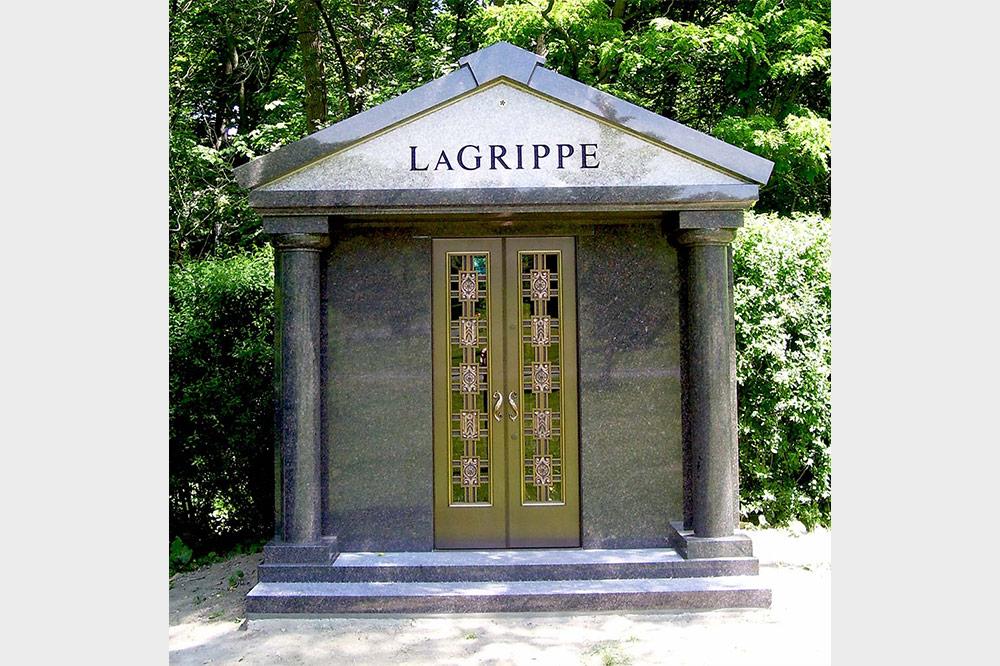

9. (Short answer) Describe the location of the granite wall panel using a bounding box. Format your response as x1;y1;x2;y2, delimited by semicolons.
321;222;681;551
324;229;435;551
576;224;683;548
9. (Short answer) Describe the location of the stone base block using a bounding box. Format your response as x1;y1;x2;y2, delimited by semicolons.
246;576;771;615
263;537;338;565
258;548;758;583
668;521;754;559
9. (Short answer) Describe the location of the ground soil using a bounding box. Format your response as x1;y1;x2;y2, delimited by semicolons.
169;527;830;665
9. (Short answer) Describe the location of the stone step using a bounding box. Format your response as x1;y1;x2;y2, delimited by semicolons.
257;548;759;583
245;576;771;615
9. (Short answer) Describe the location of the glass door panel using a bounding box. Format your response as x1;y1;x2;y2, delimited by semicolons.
433;239;506;548
504;237;580;547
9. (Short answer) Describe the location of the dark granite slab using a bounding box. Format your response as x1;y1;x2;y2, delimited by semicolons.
248;184;759;214
458;41;544;85
667;521;754;559
262;538;338;565
576;224;683;548
324;230;434;551
245;576;771;614
257;548;758;583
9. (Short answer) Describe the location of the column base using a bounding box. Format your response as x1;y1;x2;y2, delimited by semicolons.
668;521;753;559
263;537;339;565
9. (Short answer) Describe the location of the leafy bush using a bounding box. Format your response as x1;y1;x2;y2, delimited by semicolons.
169;246;276;556
733;212;831;528
714;112;831;215
169;536;193;575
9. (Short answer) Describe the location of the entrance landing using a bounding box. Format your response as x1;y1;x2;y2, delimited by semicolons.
248;548;769;614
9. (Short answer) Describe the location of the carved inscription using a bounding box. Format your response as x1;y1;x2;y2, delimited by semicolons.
411;143;599;171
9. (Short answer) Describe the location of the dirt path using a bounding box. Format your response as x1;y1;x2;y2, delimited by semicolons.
169;528;830;665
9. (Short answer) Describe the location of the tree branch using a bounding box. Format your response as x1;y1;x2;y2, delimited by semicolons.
312;0;359;116
541;0;580;79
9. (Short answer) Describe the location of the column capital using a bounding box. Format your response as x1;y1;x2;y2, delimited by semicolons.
272;233;330;251
671;227;737;248
676;210;744;230
263;215;329;235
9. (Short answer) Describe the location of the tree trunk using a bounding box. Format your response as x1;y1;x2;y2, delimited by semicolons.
313;0;360;116
294;0;328;133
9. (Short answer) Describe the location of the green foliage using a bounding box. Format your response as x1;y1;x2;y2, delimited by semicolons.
227;570;245;589
476;0;624;80
169;536;194;575
169;1;831;266
169;246;276;555
733;212;831;528
479;0;830;215
169;0;303;261
715;111;830;214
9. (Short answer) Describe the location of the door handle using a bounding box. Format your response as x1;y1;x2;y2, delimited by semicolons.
492;391;503;422
508;391;519;421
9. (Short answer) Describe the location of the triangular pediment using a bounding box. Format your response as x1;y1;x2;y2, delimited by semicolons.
235;42;772;211
259;82;743;192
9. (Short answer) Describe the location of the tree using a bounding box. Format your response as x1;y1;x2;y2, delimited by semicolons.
170;1;831;263
295;0;328;132
169;0;301;262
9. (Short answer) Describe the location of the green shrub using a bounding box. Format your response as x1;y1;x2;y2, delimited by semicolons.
733;212;831;529
169;536;193;575
169;246;275;556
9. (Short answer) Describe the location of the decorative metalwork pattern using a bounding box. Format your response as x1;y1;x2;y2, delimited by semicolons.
530;269;551;301
520;252;563;502
533;455;553;487
532;363;551;394
530;316;551;345
461;457;480;487
458;271;479;301
460;410;479;440
459;317;478;347
448;253;492;504
533;410;552;438
460;363;480;394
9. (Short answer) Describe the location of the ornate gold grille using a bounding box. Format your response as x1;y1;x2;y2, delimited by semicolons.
519;251;563;503
448;253;492;504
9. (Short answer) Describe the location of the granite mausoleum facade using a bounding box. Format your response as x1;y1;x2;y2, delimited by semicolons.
234;42;774;614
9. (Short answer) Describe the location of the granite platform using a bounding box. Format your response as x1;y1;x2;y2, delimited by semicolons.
247;547;770;614
246;576;771;615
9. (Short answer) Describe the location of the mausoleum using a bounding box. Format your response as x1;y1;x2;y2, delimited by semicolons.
234;42;774;614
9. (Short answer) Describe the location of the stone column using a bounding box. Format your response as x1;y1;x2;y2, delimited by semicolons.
668;213;751;559
263;231;336;565
675;228;737;538
274;233;327;542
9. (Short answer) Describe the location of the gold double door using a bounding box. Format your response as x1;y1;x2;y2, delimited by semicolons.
433;237;580;548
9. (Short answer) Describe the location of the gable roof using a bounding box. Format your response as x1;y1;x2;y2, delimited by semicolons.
234;42;773;200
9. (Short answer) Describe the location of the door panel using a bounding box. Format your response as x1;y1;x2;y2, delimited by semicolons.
432;239;507;548
504;237;580;547
433;237;579;548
